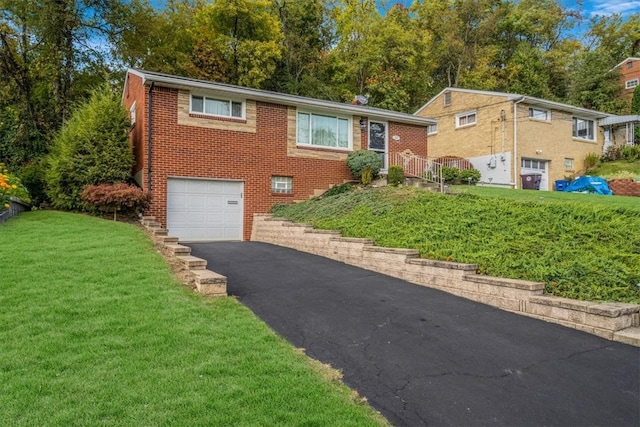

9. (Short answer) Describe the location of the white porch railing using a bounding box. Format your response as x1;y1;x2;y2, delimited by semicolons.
390;150;446;192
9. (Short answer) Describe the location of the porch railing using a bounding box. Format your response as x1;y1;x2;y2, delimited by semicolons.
390;150;446;193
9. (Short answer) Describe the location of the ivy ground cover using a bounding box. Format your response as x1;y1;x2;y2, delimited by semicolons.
271;187;640;303
0;211;386;426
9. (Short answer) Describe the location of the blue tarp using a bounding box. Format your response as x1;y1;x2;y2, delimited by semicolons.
563;176;612;195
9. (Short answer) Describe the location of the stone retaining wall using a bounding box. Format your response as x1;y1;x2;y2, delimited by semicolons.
252;214;640;345
608;178;640;197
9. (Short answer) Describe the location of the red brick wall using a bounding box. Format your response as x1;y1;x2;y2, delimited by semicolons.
608;179;640;197
125;73;429;240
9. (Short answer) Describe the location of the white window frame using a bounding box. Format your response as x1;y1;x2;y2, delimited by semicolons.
572;117;595;141
529;107;550;121
427;124;438;135
190;93;244;119
129;101;136;126
456;110;477;128
521;158;546;170
564;158;574;171
271;176;293;194
625;78;638;89
296;111;352;150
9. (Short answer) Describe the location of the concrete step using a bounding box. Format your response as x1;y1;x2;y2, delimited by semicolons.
148;226;168;237
157;235;179;245
140;216;157;226
613;327;640;347
164;243;191;256
176;255;207;270
192;269;227;296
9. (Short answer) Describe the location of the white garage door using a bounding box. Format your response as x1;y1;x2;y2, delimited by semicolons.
167;178;243;242
520;158;549;191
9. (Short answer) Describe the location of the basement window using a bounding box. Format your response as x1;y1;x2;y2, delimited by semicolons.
191;94;243;118
271;176;293;194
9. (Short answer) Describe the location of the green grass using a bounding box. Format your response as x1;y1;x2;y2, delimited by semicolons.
0;211;387;426
590;159;640;179
451;184;640;208
271;187;640;304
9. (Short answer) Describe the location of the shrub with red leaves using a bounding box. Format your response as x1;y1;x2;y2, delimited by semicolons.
82;183;149;220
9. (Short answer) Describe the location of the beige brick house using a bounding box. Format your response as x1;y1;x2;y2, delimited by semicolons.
414;88;624;191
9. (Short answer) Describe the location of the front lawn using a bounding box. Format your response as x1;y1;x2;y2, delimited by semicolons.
0;211;386;426
271;187;640;303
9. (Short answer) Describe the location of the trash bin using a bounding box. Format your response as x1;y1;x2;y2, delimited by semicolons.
554;179;569;191
521;173;542;190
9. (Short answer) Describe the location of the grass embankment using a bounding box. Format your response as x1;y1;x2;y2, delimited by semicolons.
271;187;640;304
0;211;386;426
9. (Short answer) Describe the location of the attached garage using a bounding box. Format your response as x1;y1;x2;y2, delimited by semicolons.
167;178;244;242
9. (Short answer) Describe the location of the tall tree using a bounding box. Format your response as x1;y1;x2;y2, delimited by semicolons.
268;0;334;96
190;0;283;88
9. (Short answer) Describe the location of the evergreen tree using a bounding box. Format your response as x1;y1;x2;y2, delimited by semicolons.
46;86;133;210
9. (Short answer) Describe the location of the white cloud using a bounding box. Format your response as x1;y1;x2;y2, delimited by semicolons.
588;0;640;16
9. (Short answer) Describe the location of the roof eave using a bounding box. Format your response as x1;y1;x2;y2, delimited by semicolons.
130;69;437;126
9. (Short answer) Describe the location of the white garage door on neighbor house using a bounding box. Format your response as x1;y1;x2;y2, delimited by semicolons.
167;178;244;242
520;158;549;191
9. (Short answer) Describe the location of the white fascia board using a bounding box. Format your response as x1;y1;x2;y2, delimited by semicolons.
522;96;613;119
129;68;437;126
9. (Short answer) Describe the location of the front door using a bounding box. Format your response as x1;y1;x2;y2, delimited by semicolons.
368;121;388;171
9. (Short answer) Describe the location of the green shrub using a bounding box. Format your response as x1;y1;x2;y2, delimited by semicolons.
81;182;149;220
460;168;481;185
346;150;381;182
584;152;600;171
601;145;623;162
46;85;133;210
19;161;48;207
441;166;461;184
323;182;354;197
387;165;405;186
620;145;640;162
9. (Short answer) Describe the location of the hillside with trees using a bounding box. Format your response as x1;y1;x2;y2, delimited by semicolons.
1;0;639;181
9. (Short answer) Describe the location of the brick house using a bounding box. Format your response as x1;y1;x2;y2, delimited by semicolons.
414;88;625;191
123;69;436;241
613;57;640;104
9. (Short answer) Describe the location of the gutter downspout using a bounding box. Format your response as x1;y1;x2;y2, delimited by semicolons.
147;81;155;194
513;97;525;189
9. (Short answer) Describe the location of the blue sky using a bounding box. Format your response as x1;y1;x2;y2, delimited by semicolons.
562;0;640;16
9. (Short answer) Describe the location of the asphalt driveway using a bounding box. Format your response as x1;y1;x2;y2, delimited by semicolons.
188;242;640;427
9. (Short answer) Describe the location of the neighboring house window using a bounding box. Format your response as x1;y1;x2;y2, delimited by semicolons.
625;78;638;89
129;102;136;126
564;158;574;171
427;124;438;135
521;158;546;170
572;117;595;141
456;110;477;128
444;92;451;106
271;176;293;194
529;107;550;121
627;61;633;69
297;112;350;149
191;94;243;118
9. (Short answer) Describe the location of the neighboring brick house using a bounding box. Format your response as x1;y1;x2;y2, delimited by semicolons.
123;69;435;241
414;88;622;191
613;57;640;103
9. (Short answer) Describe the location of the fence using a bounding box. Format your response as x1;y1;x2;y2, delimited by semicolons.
0;198;30;224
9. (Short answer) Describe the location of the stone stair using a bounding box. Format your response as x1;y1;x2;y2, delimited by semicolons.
139;216;227;297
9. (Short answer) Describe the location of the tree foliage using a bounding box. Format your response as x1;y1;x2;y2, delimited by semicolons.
46;85;133;210
1;0;639;172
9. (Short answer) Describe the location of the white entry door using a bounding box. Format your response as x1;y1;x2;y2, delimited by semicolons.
520;158;549;191
167;178;243;242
